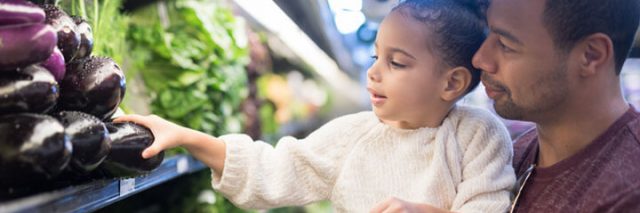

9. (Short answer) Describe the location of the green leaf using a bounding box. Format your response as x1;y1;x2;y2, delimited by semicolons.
128;0;249;136
178;71;205;86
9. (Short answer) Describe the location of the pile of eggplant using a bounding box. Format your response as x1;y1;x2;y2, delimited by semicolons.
0;0;163;199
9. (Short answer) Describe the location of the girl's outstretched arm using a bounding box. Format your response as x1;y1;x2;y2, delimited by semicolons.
113;114;227;175
117;112;364;209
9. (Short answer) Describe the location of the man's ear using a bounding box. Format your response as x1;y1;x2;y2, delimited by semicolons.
441;66;471;101
575;33;614;77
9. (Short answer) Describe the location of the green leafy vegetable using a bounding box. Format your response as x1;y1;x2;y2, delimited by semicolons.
128;0;248;150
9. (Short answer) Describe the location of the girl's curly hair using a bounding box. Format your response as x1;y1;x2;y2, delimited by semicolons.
393;0;488;94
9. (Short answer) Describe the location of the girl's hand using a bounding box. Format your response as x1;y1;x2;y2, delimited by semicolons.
370;197;452;213
113;114;188;159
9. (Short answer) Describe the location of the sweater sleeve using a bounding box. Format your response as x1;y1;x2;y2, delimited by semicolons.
211;113;368;209
450;107;516;213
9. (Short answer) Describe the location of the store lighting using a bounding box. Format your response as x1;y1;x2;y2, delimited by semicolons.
327;0;366;34
328;0;363;12
232;0;364;105
334;10;366;34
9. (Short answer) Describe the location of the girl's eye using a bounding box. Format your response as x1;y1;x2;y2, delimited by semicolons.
371;55;379;60
390;61;406;68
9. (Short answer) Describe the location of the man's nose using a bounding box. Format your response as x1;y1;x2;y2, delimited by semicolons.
472;41;497;74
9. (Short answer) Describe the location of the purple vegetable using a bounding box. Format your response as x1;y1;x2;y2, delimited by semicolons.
0;113;72;181
71;16;93;60
0;23;57;70
42;4;79;62
58;56;126;120
55;111;110;173
0;65;59;116
0;0;45;26
40;46;65;81
99;122;163;177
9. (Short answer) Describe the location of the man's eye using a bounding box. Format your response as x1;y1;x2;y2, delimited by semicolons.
498;39;513;52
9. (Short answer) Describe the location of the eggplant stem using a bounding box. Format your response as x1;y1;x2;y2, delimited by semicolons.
79;0;87;19
71;0;76;16
94;0;99;33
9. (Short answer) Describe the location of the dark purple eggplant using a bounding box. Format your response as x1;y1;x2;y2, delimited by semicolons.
99;122;163;177
40;46;65;82
0;113;72;183
0;65;59;115
0;23;57;70
55;111;110;172
58;56;126;120
0;0;45;26
42;4;79;62
71;16;93;60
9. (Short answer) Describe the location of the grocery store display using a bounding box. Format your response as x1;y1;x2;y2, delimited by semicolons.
55;111;110;173
1;0;332;212
0;113;71;183
71;16;93;60
0;1;163;200
0;0;45;25
0;23;57;70
42;4;80;62
58;56;125;120
98;122;163;177
0;65;59;115
40;46;66;81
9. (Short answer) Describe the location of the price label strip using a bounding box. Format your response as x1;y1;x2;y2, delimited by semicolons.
177;156;189;174
119;178;136;197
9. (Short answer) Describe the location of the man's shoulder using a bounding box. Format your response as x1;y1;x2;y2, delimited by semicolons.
512;128;537;175
513;128;538;151
628;106;640;145
596;181;640;211
596;107;640;177
583;156;640;210
579;107;640;199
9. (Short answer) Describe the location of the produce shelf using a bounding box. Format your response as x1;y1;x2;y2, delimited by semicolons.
0;155;206;213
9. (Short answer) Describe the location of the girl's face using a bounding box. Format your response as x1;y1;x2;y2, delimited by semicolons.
368;10;449;129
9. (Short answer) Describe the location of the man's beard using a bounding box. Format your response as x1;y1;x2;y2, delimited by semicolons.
482;63;569;121
494;93;526;120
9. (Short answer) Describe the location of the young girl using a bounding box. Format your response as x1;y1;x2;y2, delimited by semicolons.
116;0;515;212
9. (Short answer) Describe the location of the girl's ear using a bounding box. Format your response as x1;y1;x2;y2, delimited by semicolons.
441;66;472;101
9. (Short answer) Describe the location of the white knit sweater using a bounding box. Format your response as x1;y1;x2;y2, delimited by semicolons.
211;105;515;213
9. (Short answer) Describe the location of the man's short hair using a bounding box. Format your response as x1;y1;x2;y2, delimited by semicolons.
543;0;640;74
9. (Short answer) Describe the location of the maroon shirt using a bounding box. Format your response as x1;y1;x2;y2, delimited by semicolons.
512;106;640;212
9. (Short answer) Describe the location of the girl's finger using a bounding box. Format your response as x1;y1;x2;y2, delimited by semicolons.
113;114;144;123
142;145;160;159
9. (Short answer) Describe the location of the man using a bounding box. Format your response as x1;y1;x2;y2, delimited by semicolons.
472;0;640;212
371;0;640;212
